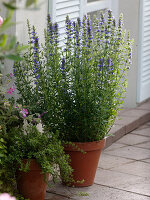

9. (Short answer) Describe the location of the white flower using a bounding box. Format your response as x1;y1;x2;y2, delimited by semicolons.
0;193;16;200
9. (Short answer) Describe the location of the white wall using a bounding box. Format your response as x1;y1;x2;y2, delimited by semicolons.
0;1;16;75
16;0;48;44
119;0;140;108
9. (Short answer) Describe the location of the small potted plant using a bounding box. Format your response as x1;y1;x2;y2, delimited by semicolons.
13;10;133;187
0;103;73;199
0;75;72;199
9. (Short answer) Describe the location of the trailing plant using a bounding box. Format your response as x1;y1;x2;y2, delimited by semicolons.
0;74;73;194
5;123;73;183
13;10;133;143
0;102;73;195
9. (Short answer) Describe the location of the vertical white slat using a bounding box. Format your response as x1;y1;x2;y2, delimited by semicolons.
137;0;150;102
80;0;87;19
48;0;56;22
110;0;118;19
48;0;118;48
48;0;81;48
86;0;110;14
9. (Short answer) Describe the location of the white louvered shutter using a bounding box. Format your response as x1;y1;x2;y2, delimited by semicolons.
49;0;81;48
138;0;150;102
48;0;117;47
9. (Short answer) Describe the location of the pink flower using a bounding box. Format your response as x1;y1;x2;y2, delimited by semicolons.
7;85;16;95
9;73;13;78
14;104;18;109
0;193;16;200
0;16;3;27
20;108;28;118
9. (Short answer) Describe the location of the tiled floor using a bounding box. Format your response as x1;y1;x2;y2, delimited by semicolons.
45;121;150;200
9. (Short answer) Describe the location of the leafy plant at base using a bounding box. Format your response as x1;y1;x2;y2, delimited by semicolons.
0;74;72;194
0;101;73;195
5;124;73;184
13;10;133;143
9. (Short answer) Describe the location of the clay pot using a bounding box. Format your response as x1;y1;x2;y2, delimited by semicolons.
64;139;105;187
16;159;48;200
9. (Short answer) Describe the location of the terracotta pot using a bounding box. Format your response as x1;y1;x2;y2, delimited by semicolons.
16;159;48;200
64;139;105;187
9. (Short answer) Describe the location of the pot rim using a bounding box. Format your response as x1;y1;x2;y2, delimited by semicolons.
64;139;105;152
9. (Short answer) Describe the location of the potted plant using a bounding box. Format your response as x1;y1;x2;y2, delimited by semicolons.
0;103;73;199
13;10;133;187
0;75;72;198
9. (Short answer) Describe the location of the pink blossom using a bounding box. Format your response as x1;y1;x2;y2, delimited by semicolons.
0;193;16;200
9;73;13;78
0;16;3;27
7;85;16;95
20;108;28;118
14;104;18;109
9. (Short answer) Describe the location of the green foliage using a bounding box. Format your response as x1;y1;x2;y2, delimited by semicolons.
0;73;72;194
0;100;24;194
5;124;73;183
13;11;133;143
77;192;89;196
0;102;73;194
0;0;40;70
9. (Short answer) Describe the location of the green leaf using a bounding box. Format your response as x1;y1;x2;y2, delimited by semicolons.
26;0;37;7
0;153;5;157
5;54;23;61
8;36;16;49
0;138;5;143
0;34;7;47
16;45;28;52
3;2;18;10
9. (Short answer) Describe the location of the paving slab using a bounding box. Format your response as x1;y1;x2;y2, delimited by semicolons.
115;115;139;126
98;153;133;170
147;122;150;126
137;101;150;110
116;134;150;145
114;115;142;133
46;119;150;200
95;169;150;196
105;125;126;148
110;160;150;178
135;141;150;150
46;183;150;200
131;125;150;137
119;109;150;117
45;192;69;200
104;143;127;151
123;177;150;197
104;145;150;160
142;158;150;163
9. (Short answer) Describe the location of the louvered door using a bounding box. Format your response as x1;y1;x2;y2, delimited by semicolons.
138;0;150;102
49;0;81;48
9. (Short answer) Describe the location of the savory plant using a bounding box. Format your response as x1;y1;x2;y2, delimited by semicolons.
13;10;133;143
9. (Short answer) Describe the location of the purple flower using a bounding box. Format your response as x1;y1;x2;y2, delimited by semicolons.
38;111;48;118
31;28;40;83
98;58;103;71
20;108;28;118
61;58;66;76
108;58;114;74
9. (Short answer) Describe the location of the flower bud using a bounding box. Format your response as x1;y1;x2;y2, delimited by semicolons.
0;16;3;27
